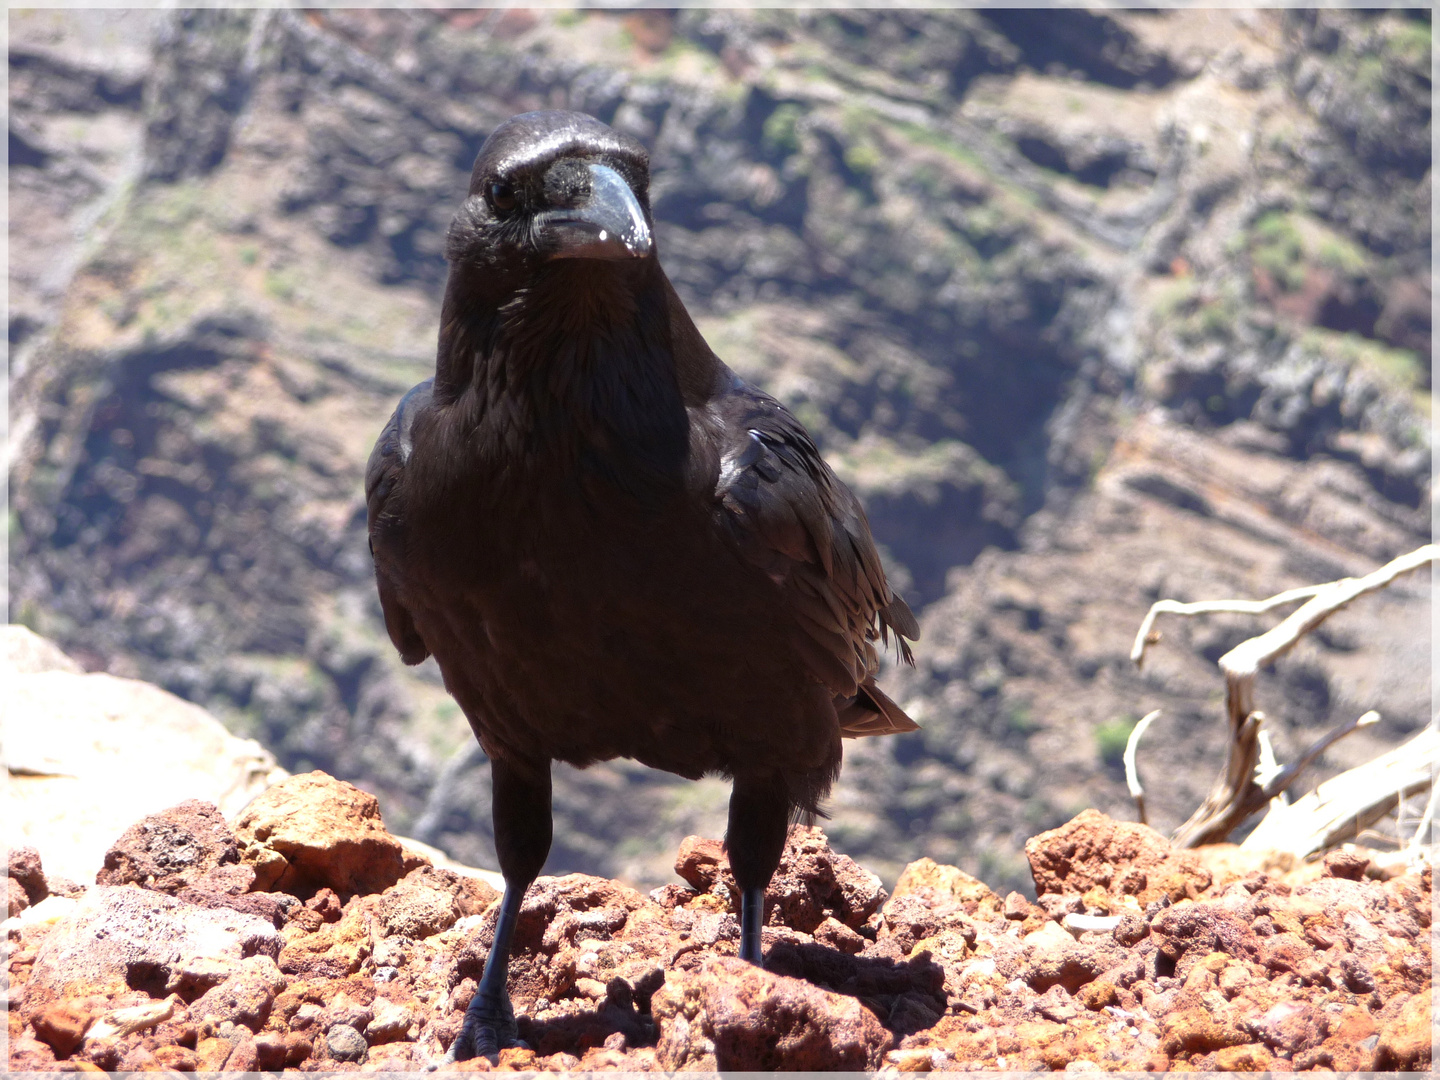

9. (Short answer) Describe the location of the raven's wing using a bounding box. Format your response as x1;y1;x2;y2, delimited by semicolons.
365;378;434;666
712;382;919;737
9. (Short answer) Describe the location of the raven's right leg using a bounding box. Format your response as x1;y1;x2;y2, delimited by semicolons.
446;755;552;1063
726;774;791;965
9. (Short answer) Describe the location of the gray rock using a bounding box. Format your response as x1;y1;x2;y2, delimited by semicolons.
26;885;280;1005
326;1023;368;1063
365;998;413;1045
188;955;286;1032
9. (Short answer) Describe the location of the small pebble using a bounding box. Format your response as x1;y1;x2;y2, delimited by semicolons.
326;1023;368;1063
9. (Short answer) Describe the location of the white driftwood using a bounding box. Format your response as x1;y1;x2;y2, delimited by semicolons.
1218;545;1435;682
1130;544;1436;849
1254;726;1282;795
1257;710;1379;804
84;994;179;1042
1122;710;1162;825
1253;721;1294;828
1130;586;1326;667
1403;781;1439;869
1064;913;1123;934
1242;726;1440;858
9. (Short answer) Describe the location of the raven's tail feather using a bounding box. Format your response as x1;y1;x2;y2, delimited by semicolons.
837;680;920;738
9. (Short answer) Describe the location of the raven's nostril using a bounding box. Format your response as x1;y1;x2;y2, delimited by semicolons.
542;158;593;209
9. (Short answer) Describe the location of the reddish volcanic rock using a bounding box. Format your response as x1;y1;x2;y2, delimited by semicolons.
1151;900;1261;970
233;772;410;900
377;865;497;940
97;799;249;894
6;799;1433;1074
674;826;885;932
276;898;376;979
7;876;31;919
674;836;726;893
188;955;287;1032
177;884;294;928
1321;848;1370;880
893;856;1005;918
30;1000;95;1059
652;956;891;1070
1024;808;1212;905
8;846;49;906
1373;987;1433;1071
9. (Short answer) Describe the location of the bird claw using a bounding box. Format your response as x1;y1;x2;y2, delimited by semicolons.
443;1027;527;1065
444;995;526;1064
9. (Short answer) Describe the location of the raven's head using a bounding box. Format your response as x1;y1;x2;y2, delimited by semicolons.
447;111;654;276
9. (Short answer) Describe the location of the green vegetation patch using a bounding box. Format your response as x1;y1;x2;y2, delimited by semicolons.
1248;210;1373;294
892;119;988;174
830;436;1016;508
1094;716;1137;769
1383;17;1431;73
1313;232;1369;276
836;103;886;175
1249;211;1306;291
763;102;804;155
1299;327;1426;392
1151;277;1242;345
1005;700;1038;737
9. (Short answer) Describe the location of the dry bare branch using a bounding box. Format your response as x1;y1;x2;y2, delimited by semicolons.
1403;779;1438;869
1129;544;1436;850
1254;726;1282;794
1253;720;1297;828
1256;710;1379;802
1219;546;1435;682
1123;710;1161;825
1130;586;1326;668
1242;726;1439;859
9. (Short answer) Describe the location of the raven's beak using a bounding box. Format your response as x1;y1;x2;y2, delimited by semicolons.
540;163;653;261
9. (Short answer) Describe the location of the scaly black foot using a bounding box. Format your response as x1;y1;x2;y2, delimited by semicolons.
445;990;527;1063
738;885;765;965
433;759;550;1069
727;775;787;966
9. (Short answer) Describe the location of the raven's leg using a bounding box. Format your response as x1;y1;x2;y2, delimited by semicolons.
726;775;790;965
446;756;552;1063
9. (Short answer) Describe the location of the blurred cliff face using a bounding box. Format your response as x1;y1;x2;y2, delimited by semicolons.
9;9;1430;892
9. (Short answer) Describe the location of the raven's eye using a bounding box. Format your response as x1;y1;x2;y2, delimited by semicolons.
489;182;518;214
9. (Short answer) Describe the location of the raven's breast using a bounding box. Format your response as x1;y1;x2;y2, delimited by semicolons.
409;478;837;778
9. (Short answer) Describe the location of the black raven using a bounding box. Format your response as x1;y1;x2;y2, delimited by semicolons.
366;110;920;1062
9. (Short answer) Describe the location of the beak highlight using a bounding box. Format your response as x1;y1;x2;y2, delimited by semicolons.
540;163;653;261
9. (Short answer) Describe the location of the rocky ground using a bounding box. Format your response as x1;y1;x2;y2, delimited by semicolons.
5;772;1431;1072
8;9;1432;891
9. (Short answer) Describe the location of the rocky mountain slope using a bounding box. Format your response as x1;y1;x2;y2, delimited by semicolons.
9;9;1431;893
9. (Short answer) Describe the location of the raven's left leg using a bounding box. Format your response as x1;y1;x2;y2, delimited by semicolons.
726;774;791;964
446;755;552;1063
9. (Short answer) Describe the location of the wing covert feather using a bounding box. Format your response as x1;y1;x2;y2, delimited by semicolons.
366;379;435;665
711;383;919;724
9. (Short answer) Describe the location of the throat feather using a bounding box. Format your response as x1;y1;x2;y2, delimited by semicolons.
477;310;690;493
